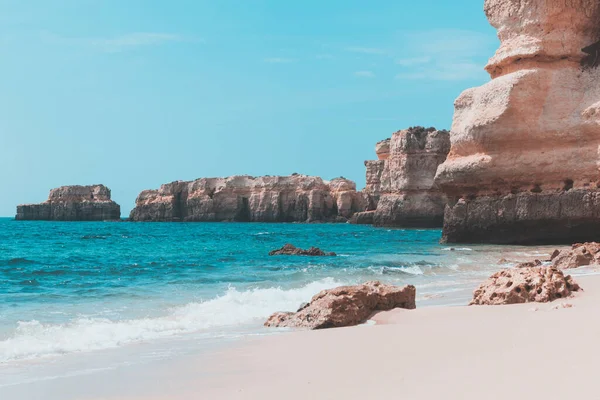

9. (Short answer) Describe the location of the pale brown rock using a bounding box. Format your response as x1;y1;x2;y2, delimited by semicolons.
264;281;416;329
358;127;450;227
551;242;600;269
515;260;542;268
470;267;581;305
268;244;335;257
16;185;120;221
130;175;364;222
436;0;600;244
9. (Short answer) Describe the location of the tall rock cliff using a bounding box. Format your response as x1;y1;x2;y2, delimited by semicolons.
129;175;364;223
353;127;450;227
435;0;600;244
16;185;121;221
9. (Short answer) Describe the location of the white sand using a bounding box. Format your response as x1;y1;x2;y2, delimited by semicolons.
4;274;600;400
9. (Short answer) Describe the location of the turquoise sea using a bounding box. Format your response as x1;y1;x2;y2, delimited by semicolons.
0;217;558;388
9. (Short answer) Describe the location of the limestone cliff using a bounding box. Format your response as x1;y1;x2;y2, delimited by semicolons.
353;127;450;227
435;0;600;244
16;185;121;221
129;175;364;223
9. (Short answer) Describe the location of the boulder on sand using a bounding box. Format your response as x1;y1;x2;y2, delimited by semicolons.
265;281;416;329
551;243;600;269
470;267;581;306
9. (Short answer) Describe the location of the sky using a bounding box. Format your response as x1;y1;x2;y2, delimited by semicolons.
0;0;498;216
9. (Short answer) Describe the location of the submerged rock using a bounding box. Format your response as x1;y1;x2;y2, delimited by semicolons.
268;244;336;257
470;267;581;306
265;281;416;329
129;175;364;223
16;185;120;221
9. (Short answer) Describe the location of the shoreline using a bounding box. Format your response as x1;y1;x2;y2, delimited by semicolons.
3;268;598;400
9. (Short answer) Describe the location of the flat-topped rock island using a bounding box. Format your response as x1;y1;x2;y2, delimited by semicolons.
129;174;364;223
16;185;121;221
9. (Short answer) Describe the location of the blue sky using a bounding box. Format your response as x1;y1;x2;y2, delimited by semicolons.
0;0;498;216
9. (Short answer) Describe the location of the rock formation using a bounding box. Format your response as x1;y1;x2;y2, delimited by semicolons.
268;244;336;256
551;242;600;269
129;175;364;223
16;185;121;221
435;0;600;244
470;267;581;305
352;127;450;227
264;281;416;329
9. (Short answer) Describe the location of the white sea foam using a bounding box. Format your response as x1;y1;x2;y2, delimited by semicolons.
442;247;473;251
0;278;342;363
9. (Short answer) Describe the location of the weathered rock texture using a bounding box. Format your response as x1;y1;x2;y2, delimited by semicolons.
265;281;416;330
552;242;600;269
436;0;600;244
16;185;121;221
130;175;364;222
354;127;450;227
268;244;336;257
471;267;581;305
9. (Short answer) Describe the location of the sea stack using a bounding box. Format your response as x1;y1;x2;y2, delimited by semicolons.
16;185;121;221
352;127;450;227
435;0;600;244
129;174;364;223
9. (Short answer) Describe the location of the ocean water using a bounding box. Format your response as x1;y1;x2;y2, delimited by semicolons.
0;217;560;387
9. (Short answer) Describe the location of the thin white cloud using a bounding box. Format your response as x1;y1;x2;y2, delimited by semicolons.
346;46;387;55
316;54;334;60
354;70;375;78
393;29;494;82
395;62;484;81
395;56;431;66
41;31;200;52
264;57;295;63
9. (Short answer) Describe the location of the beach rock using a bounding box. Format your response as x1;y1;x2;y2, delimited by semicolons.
470;267;581;305
268;244;336;257
357;127;450;227
265;281;416;329
129;175;364;223
435;0;600;244
551;242;600;269
16;185;121;221
515;260;542;268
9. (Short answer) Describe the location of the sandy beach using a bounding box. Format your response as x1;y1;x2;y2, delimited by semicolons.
3;270;598;400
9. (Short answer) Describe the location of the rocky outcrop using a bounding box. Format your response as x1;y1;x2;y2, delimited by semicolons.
268;244;336;256
356;127;450;227
129;175;364;223
436;0;600;244
16;185;121;221
471;267;581;305
264;281;416;329
551;242;600;269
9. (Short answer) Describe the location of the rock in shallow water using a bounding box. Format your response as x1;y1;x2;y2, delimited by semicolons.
268;244;335;256
470;267;581;306
265;281;416;329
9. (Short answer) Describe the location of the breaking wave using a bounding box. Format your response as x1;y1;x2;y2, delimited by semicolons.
0;278;342;363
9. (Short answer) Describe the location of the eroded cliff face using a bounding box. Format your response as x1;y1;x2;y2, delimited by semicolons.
435;0;600;244
16;185;121;221
354;127;450;227
129;175;364;223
